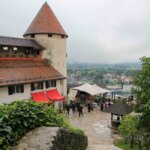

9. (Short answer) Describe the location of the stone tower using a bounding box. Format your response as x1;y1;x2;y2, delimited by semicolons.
23;2;68;96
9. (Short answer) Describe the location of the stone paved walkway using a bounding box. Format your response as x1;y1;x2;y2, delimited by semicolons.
68;108;121;150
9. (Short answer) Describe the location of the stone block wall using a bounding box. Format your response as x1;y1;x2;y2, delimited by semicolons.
52;128;88;150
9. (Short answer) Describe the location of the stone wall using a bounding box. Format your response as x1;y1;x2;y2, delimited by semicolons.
25;34;67;96
52;128;88;150
12;127;88;150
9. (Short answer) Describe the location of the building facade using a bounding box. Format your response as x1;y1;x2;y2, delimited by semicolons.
0;2;68;104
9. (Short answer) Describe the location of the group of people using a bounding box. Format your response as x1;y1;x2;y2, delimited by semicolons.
100;99;112;111
64;98;113;117
65;101;83;117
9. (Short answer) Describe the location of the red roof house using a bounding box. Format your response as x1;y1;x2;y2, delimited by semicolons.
0;2;68;105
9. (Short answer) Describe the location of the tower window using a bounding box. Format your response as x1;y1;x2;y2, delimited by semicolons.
31;34;35;38
48;33;52;37
61;35;65;39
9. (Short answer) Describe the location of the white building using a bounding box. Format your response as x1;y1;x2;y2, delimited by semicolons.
0;2;68;104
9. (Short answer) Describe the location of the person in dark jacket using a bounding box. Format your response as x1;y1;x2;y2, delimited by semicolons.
76;102;80;112
78;105;83;117
87;102;91;112
65;104;70;117
100;102;103;112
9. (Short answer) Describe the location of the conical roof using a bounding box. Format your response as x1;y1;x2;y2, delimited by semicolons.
106;101;133;115
23;2;67;37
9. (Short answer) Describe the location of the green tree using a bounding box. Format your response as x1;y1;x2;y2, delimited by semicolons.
119;115;139;149
134;57;150;149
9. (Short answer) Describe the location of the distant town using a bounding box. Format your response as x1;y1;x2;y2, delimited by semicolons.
68;62;140;98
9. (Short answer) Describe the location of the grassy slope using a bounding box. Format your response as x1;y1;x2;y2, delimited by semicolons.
114;140;139;150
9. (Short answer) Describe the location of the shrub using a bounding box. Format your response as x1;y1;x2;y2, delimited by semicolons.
0;100;79;149
118;115;141;149
114;139;139;150
133;57;150;149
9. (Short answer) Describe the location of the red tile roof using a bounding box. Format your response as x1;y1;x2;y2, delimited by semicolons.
0;59;65;86
0;36;43;49
24;2;67;37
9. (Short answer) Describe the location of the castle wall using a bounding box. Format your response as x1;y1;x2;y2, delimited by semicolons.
0;81;64;105
25;34;67;96
0;84;31;103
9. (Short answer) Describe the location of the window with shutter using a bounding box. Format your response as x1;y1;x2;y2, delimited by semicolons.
31;83;35;91
37;82;43;89
16;84;24;93
21;85;24;93
45;80;56;89
46;81;49;88
31;82;44;91
8;84;24;95
8;85;15;95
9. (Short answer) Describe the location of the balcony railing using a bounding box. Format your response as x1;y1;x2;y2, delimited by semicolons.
0;53;38;58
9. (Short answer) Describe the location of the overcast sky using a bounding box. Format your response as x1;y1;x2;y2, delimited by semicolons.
0;0;150;64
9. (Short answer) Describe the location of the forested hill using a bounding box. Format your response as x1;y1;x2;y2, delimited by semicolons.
68;62;141;70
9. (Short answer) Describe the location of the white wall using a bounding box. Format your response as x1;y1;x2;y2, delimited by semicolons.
25;34;67;96
26;34;67;76
0;84;31;104
0;81;64;104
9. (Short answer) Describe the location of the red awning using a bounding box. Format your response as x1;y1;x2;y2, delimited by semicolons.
31;91;50;103
46;89;65;101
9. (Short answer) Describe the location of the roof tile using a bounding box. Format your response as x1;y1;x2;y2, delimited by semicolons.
0;59;65;86
24;2;67;37
0;36;43;49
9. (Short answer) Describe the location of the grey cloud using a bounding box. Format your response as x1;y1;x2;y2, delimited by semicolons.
0;0;150;63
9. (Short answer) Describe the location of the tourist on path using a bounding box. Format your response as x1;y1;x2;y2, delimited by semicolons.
78;105;83;117
71;101;76;112
76;102;80;112
65;104;70;117
87;102;91;112
100;102;103;112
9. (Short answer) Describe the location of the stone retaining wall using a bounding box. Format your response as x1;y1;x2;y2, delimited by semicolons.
12;127;88;150
52;128;88;150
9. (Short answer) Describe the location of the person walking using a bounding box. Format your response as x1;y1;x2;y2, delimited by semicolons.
100;102;103;112
71;101;76;112
87;102;91;112
78;104;83;117
76;102;80;112
108;101;111;107
65;104;70;117
90;102;93;111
